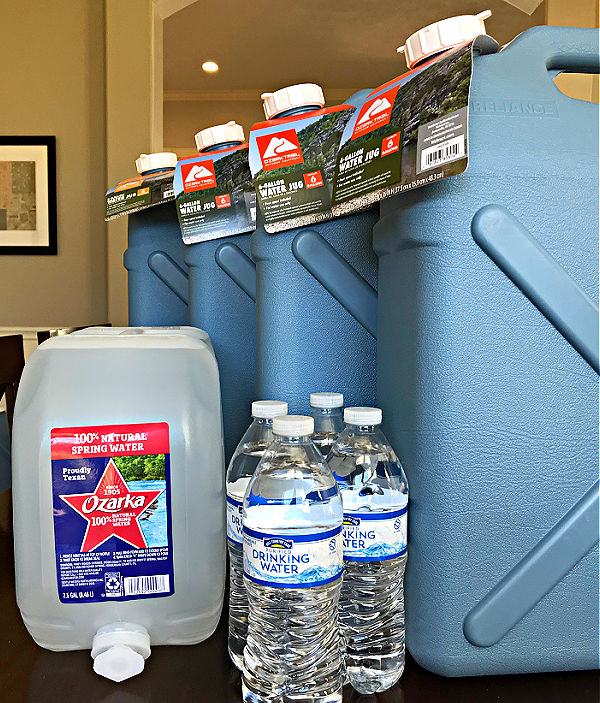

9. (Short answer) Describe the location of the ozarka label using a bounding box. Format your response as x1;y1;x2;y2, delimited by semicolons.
243;526;343;588
51;423;174;603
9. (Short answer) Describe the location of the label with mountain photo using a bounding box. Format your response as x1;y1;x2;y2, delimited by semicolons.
51;422;174;603
248;106;356;233
174;145;256;244
331;35;498;217
105;170;175;220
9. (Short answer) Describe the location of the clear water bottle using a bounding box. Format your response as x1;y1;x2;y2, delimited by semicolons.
310;392;344;456
242;415;344;703
328;407;408;694
226;400;288;670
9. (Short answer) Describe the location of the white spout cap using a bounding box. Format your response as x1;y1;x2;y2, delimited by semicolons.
91;623;151;682
310;392;344;409
261;84;325;119
344;407;383;425
195;121;245;151
397;10;492;68
135;152;177;174
252;400;289;419
273;415;314;437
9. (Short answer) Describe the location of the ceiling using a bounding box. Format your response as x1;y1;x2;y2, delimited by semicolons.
164;0;546;96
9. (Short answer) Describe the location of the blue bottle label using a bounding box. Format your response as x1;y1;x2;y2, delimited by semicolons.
51;423;174;603
243;526;343;588
226;494;244;545
342;507;407;562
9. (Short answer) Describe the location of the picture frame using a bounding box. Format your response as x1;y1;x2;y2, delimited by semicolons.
0;136;57;255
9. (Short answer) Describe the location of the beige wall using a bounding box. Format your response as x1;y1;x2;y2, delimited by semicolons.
0;0;107;327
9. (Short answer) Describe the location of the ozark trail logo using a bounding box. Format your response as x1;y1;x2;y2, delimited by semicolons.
352;86;399;139
264;537;293;549
256;129;304;171
181;160;217;193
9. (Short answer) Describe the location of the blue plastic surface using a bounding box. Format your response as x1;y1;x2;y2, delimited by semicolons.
184;233;255;461
124;203;189;326
252;207;379;413
374;26;599;676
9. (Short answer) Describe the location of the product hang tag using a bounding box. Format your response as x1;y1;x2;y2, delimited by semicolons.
248;105;362;234
105;170;175;220
331;35;499;217
173;145;256;244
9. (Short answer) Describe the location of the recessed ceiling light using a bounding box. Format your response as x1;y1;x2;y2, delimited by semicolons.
202;61;219;73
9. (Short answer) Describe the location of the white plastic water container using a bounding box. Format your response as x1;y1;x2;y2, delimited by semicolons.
12;327;225;681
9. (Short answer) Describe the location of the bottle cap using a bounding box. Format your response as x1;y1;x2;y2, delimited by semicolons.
273;415;314;437
344;407;382;425
310;392;344;409
91;623;151;682
397;10;492;69
194;121;245;152
252;400;288;419
261;84;325;120
135;152;177;174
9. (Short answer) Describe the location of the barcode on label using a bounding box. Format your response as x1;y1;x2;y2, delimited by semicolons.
124;574;170;596
420;135;465;171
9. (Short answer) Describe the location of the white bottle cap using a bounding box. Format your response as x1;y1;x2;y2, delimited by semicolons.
273;415;314;437
397;10;492;69
252;400;289;419
91;623;151;682
344;407;383;425
135;152;177;174
194;120;245;152
261;84;325;120
310;392;344;409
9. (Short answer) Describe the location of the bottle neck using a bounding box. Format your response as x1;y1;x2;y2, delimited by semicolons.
200;140;243;153
274;434;312;445
311;406;343;417
270;104;322;119
251;416;275;427
346;423;380;433
140;167;174;176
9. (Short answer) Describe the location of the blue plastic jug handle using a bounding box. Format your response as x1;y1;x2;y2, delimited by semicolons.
464;480;599;647
292;230;378;338
472;204;599;374
501;26;599;80
214;243;257;302
147;251;189;304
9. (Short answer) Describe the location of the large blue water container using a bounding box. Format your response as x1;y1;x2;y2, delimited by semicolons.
184;124;256;461
374;26;599;676
124;202;189;326
252;88;379;412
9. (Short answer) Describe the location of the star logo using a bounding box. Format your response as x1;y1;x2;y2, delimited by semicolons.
60;459;163;552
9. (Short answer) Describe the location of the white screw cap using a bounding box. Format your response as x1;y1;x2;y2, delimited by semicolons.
344;407;383;425
195;121;245;152
135;152;177;174
91;623;151;683
273;415;314;437
252;400;289;419
261;84;325;120
310;392;344;409
397;10;492;69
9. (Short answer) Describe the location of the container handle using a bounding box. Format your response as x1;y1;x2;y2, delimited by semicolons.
147;251;189;304
292;230;377;338
472;204;599;374
214;243;256;302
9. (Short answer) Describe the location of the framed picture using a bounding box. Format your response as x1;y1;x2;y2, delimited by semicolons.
0;136;57;255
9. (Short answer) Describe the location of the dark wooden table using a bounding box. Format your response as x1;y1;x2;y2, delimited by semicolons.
1;496;598;703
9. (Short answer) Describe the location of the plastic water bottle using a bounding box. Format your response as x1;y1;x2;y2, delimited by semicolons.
226;400;288;669
242;415;344;703
328;407;408;694
310;392;344;456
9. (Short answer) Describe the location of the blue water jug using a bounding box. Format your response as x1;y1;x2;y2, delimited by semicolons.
374;26;599;676
123;155;189;326
184;122;256;460
252;86;379;412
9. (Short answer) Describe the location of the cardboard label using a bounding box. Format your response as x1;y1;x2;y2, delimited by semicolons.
105;170;175;220
174;144;256;244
